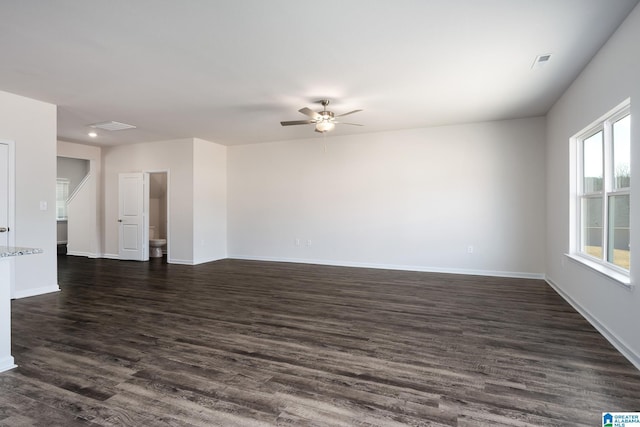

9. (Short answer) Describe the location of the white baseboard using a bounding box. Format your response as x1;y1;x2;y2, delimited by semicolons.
168;258;195;265
191;256;226;265
228;255;545;280
0;356;16;373
66;251;99;258
13;284;60;299
546;277;640;371
95;253;199;265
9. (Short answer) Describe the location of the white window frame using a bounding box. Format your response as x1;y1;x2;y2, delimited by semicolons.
571;100;631;286
56;178;70;221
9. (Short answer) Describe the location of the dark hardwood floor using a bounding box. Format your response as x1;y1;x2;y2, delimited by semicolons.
1;256;639;426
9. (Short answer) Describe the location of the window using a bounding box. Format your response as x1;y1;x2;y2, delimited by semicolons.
575;103;630;274
56;178;69;220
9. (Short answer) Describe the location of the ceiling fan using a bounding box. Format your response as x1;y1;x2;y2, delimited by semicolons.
280;100;363;133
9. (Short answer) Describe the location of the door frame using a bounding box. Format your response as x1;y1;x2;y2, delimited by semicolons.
146;169;170;262
0;140;16;297
56;154;100;258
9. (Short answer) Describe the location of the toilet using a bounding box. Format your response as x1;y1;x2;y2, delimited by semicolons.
149;226;166;258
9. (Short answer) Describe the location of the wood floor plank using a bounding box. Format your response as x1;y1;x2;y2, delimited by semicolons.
1;256;639;426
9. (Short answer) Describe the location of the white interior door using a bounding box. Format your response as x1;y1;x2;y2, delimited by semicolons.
118;172;149;261
1;141;16;372
0;143;8;247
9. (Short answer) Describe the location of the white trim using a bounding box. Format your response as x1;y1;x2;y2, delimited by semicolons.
565;253;632;288
0;356;16;373
13;284;61;299
168;258;195;265
66;172;91;204
0;140;15;249
572;99;631;276
56;177;70;220
66;250;99;258
1;140;16;298
228;255;545;280
546;277;640;372
145;169;170;264
82;252;545;279
192;256;225;265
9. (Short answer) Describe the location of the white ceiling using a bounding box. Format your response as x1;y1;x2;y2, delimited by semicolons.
1;0;638;146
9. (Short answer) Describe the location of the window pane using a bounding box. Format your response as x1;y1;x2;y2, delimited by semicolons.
608;194;630;270
56;179;69;220
583;131;603;193
613;114;631;189
582;197;603;258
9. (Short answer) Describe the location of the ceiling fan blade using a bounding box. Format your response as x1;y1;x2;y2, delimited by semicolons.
336;109;363;118
280;120;315;126
335;122;363;126
298;107;321;120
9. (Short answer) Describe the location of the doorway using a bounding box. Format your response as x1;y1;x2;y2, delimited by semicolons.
55;142;101;261
56;157;90;255
148;172;168;260
117;171;169;262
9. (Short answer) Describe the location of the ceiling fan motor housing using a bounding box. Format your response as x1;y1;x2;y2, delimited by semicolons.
319;111;335;121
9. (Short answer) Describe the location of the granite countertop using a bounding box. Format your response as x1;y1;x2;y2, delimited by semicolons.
0;246;44;258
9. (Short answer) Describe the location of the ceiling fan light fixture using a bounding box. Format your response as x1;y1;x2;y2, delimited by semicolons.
315;121;335;133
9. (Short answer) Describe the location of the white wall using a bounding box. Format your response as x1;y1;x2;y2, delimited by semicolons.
66;172;99;257
546;3;640;368
57;157;89;195
57;141;102;258
56;221;67;244
103;139;195;263
149;198;161;232
228;117;546;277
193;138;227;263
0;90;58;298
58;140;101;160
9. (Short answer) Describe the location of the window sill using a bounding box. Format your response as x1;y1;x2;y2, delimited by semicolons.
565;253;632;289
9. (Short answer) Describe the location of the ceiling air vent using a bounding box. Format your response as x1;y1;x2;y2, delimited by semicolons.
89;121;137;131
532;54;552;69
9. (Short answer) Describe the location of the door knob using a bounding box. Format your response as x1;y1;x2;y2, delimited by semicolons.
0;227;7;232
117;219;123;222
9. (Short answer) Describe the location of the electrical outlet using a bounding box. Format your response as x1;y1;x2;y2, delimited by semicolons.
467;245;474;254
306;239;312;247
